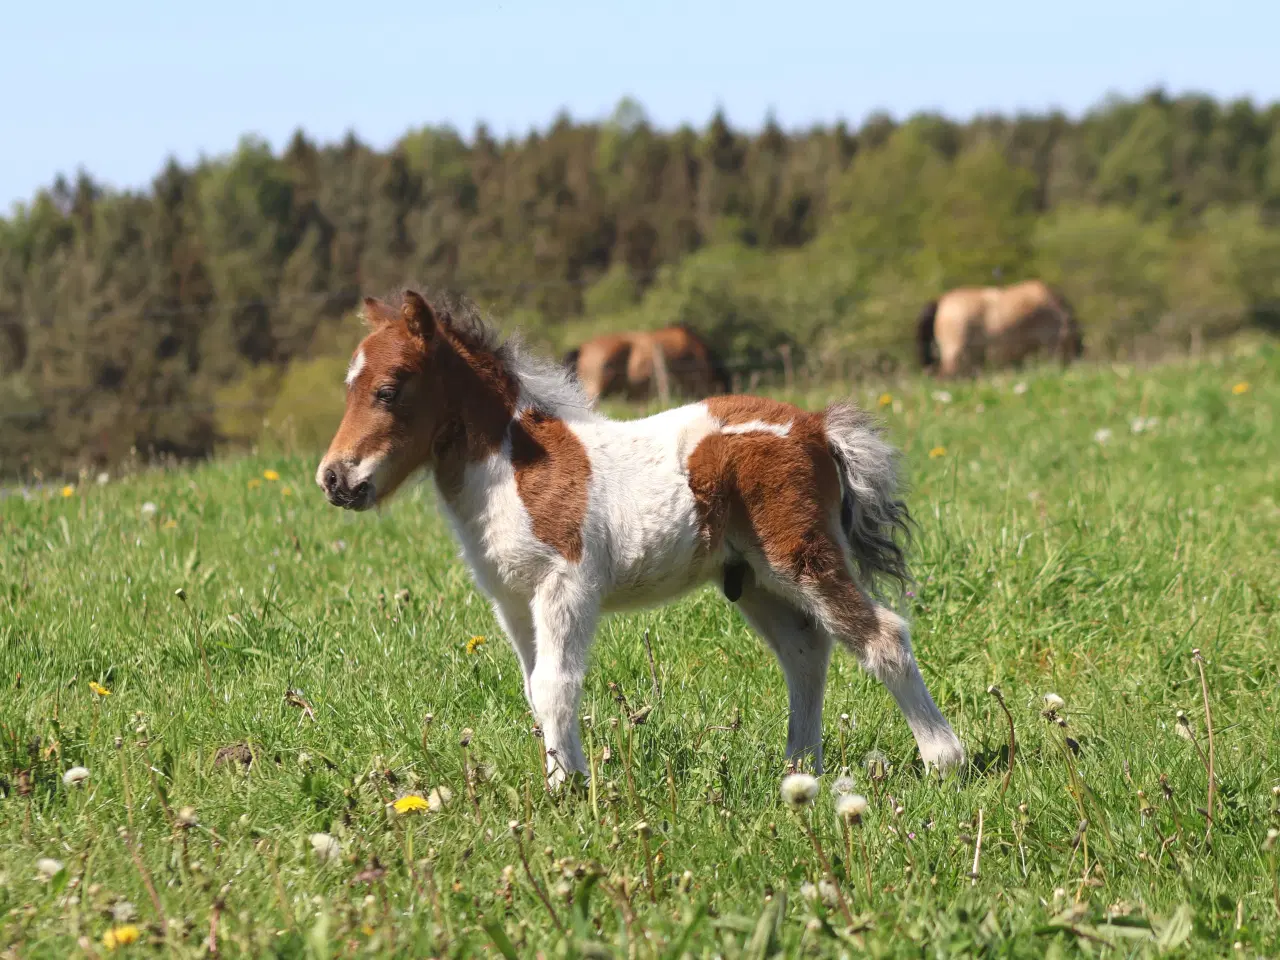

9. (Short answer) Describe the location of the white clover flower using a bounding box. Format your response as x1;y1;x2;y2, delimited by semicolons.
780;773;820;810
36;858;64;880
1042;693;1066;712
309;832;341;862
835;793;869;821
1093;428;1113;445
62;766;90;787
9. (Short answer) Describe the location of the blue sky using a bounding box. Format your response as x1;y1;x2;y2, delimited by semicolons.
4;0;1277;212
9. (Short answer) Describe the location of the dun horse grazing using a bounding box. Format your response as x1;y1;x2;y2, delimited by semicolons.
563;325;731;401
319;289;963;783
916;280;1082;377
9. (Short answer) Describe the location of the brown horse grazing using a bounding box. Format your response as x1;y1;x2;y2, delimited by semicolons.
916;280;1082;377
563;325;731;401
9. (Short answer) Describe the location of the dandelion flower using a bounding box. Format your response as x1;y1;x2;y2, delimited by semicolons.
61;485;75;498
928;446;947;459
878;393;892;407
1042;692;1065;712
102;925;141;950
62;766;90;787
427;786;454;811
780;773;820;810
392;794;430;815
89;681;111;697
310;832;342;862
140;502;158;518
36;857;64;880
1232;382;1249;395
163;518;178;529
247;478;261;490
281;486;293;497
263;469;280;482
465;635;486;654
835;793;869;822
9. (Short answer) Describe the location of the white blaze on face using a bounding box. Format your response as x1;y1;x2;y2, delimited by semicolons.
345;349;366;388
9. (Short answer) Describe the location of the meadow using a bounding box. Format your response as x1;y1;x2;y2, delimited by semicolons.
1;341;1278;958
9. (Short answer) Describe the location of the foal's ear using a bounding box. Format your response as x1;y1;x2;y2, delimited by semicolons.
400;290;438;342
361;297;397;328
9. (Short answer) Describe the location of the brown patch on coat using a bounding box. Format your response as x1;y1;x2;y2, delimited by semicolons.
687;395;878;639
510;409;591;563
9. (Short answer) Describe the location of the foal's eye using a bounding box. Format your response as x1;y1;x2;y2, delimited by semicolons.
375;384;399;405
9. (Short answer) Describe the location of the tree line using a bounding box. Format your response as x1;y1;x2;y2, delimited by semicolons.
2;90;1279;474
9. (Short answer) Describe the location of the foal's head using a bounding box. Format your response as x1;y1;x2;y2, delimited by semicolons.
317;290;506;510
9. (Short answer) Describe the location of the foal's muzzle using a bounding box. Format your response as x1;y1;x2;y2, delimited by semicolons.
320;463;374;511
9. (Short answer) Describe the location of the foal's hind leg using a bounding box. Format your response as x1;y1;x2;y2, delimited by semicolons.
757;533;964;772
735;577;833;774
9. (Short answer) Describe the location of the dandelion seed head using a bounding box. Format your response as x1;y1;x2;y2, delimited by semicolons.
176;806;199;828
1093;427;1113;445
932;390;952;404
832;775;855;796
836;793;869;821
36;858;64;880
310;832;341;862
800;881;818;902
140;501;158;518
780;773;820;809
427;786;453;811
1042;692;1066;712
110;901;137;923
1013;382;1028;395
62;766;90;787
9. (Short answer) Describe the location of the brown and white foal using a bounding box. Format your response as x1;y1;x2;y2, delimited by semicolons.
318;290;964;783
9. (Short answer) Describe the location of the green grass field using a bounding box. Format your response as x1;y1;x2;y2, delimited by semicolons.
2;342;1278;958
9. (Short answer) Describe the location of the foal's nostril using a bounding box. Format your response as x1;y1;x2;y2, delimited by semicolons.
323;468;339;492
352;480;371;501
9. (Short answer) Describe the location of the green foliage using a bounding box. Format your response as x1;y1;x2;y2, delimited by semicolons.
3;92;1280;473
1;346;1277;955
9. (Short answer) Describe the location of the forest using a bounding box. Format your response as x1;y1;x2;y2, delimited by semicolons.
2;89;1279;473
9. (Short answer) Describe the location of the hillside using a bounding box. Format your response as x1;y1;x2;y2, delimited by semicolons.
2;91;1280;473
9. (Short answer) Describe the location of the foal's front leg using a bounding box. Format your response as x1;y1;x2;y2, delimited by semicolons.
529;573;599;785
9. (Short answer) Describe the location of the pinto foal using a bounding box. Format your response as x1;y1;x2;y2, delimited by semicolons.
318;291;964;782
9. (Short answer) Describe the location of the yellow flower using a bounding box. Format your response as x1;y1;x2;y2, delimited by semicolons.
465;635;486;655
263;469;280;482
1232;381;1250;395
61;485;75;498
878;393;892;407
928;446;947;459
281;486;293;497
163;519;178;529
392;794;430;814
247;478;261;490
89;681;111;697
103;924;141;950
